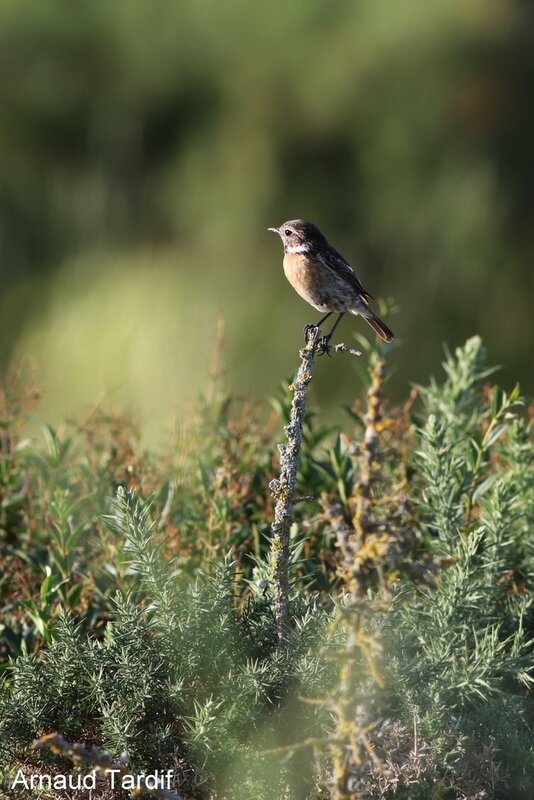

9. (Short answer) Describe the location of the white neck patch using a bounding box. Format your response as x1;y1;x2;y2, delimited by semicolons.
285;243;311;254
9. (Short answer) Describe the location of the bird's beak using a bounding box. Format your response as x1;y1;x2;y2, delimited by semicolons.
268;226;280;234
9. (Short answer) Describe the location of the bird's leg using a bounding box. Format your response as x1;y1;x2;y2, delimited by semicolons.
304;312;333;343
317;312;345;356
324;312;345;342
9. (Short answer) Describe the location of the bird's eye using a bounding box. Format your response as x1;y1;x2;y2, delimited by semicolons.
284;229;292;236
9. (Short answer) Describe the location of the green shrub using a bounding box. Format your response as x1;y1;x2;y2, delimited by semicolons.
1;337;533;799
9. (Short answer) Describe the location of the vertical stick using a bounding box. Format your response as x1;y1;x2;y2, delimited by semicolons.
331;356;387;799
269;328;320;648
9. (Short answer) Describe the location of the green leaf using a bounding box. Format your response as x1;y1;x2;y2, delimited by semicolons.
472;473;500;504
67;583;84;607
490;386;503;418
484;424;508;449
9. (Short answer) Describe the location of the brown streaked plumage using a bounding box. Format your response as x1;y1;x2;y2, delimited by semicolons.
268;219;394;345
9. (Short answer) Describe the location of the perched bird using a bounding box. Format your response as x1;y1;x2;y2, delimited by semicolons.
269;219;394;348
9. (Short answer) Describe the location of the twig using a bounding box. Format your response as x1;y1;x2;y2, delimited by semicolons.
269;327;360;649
330;357;387;800
33;734;184;800
269;328;319;647
331;343;362;357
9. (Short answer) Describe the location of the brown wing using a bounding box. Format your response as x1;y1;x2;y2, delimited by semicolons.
316;245;375;304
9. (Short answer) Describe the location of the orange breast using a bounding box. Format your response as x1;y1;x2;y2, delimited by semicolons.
283;253;327;311
282;253;305;291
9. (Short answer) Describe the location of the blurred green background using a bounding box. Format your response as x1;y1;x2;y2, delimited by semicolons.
1;0;532;436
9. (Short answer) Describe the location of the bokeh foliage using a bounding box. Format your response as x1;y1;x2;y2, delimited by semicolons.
0;0;533;430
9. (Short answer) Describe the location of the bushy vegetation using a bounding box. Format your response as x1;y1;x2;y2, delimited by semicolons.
1;337;533;799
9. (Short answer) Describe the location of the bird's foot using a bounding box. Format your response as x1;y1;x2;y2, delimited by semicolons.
304;324;332;354
316;336;333;357
304;323;320;344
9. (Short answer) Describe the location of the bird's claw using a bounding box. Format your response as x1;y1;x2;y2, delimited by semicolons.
316;336;332;357
304;323;319;343
304;324;332;355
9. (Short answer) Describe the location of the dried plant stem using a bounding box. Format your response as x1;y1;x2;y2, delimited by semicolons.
331;357;387;799
352;357;386;566
269;328;360;648
269;328;319;647
34;734;184;800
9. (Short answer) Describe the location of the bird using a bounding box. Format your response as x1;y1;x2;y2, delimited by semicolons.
269;219;394;350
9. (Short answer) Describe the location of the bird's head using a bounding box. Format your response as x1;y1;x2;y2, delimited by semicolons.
268;219;327;253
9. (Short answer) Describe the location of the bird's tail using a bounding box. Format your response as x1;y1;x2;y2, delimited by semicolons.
352;308;394;342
